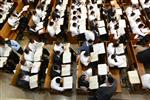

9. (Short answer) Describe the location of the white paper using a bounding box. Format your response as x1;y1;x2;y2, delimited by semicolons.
61;64;71;76
90;52;98;62
63;76;73;89
128;70;140;84
97;20;105;27
116;8;122;15
98;64;108;75
4;46;11;57
34;48;43;61
0;57;7;68
119;19;126;28
115;43;125;55
89;75;99;89
29;75;38;89
62;51;71;63
118;55;127;68
31;62;41;73
98;27;107;35
93;43;105;54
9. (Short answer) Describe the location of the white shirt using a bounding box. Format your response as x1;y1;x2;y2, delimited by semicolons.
32;15;40;25
47;24;55;37
89;14;95;21
28;42;37;53
84;30;95;41
141;74;150;89
8;16;19;27
54;43;64;54
107;43;115;55
51;77;64;91
80;51;90;66
24;51;34;62
70;25;79;36
132;27;147;37
108;55;125;67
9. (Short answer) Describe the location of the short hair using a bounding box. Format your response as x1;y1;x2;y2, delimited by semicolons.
72;16;77;20
49;21;54;26
114;25;119;30
32;11;36;15
91;11;95;15
130;12;135;16
88;39;93;44
24;49;29;54
111;54;116;59
73;10;77;15
55;9;59;12
84;51;90;57
71;5;75;9
56;78;61;83
55;51;60;55
113;42;119;47
89;6;93;10
78;15;81;19
72;23;77;27
135;18;141;23
138;24;144;28
107;75;114;84
53;64;60;70
0;14;2;18
144;0;149;4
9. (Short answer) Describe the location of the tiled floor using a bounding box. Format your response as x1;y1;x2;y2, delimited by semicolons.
1;72;150;100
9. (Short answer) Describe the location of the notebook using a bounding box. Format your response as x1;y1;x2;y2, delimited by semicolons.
98;27;107;35
97;20;105;27
29;75;38;89
128;70;140;84
93;43;105;54
89;75;99;89
31;62;41;73
90;52;98;62
63;76;73;89
98;64;108;75
62;51;71;64
61;64;71;76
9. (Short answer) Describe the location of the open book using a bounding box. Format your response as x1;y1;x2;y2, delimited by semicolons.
62;51;71;64
128;70;140;84
61;64;71;76
93;43;105;54
63;76;73;89
98;64;108;75
89;75;99;90
29;75;38;89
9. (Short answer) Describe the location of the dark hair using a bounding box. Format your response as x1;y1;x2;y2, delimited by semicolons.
89;6;93;10
111;54;116;59
135;18;141;23
88;39;93;43
56;78;61;83
49;21;54;26
73;23;77;27
130;12;135;16
107;75;114;84
114;25;119;30
32;11;36;15
72;16;77;20
138;24;144;28
73;11;77;15
113;42;119;47
53;64;60;70
78;15;81;19
24;49;29;54
144;0;149;4
55;51;60;55
91;11;95;15
71;5;75;9
84;51;90;57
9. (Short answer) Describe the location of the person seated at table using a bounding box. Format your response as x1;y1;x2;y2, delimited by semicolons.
16;70;30;89
108;54;125;68
51;76;64;91
78;39;93;54
54;41;64;55
141;73;150;89
107;41;119;55
51;64;61;79
5;38;23;54
136;48;150;65
80;51;90;67
90;74;117;100
47;21;56;37
32;10;41;25
78;68;92;91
